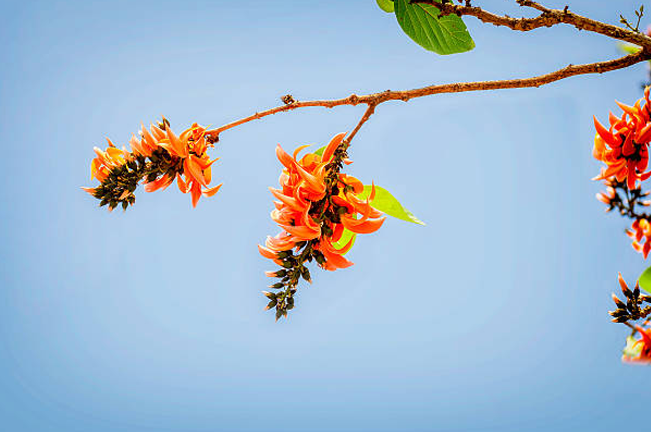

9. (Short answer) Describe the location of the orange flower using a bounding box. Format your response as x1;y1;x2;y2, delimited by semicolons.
259;132;386;319
627;217;651;258
83;119;222;210
259;132;385;272
622;326;651;364
593;87;651;190
89;139;129;183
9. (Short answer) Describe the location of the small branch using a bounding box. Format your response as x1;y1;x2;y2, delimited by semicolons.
516;0;548;14
205;96;362;139
620;5;645;33
206;51;649;140
345;104;377;145
412;0;651;48
602;180;651;220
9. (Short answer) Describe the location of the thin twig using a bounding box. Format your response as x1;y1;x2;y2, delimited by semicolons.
345;104;377;145
624;321;637;332
516;0;549;14
206;51;649;140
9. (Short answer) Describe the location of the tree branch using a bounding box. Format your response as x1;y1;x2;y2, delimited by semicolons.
204;0;651;141
206;50;650;140
412;0;651;48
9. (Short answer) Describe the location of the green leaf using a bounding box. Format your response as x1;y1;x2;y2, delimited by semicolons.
394;0;475;55
618;42;642;55
359;185;425;225
623;335;643;358
376;0;394;13
638;266;651;294
333;228;357;255
314;145;326;157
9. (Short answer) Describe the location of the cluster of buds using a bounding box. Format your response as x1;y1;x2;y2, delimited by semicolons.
596;178;651;258
596;178;650;217
82;118;222;210
258;133;386;320
609;274;651;323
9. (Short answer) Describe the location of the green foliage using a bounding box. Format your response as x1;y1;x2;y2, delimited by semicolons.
616;42;651;67
359;185;425;225
618;43;642;55
333;228;357;254
638;266;651;294
376;0;395;13
393;0;475;55
314;145;326;157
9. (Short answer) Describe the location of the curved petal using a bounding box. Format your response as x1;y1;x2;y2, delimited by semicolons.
258;245;279;259
275;144;295;170
320;247;353;270
167;127;188;158
321;132;347;163
150;124;166;141
269;187;307;212
202;183;223;197
594;116;619;147
184;156;207;186
293;144;312;159
342;216;386;234
177;175;189;193
266;234;296;251
144;174;174;193
279;223;320;240
190;181;202;207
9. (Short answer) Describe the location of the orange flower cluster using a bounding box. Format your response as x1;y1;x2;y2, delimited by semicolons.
258;132;386;271
627;218;651;258
88;141;127;184
593;87;651;190
84;120;222;209
622;326;651;365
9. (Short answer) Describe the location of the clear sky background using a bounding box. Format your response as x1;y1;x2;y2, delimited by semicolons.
1;0;650;431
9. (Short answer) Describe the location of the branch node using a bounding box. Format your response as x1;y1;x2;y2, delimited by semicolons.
281;94;297;105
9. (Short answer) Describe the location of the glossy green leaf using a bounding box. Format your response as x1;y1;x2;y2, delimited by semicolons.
376;0;394;13
359;185;425;225
638;266;651;294
332;228;357;255
623;335;643;358
394;0;475;55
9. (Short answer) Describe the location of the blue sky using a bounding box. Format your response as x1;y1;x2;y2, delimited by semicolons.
1;1;649;431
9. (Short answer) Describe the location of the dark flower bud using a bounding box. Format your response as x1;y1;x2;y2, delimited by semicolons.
612;293;627;310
